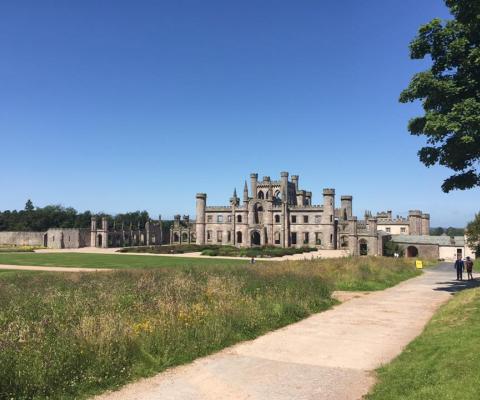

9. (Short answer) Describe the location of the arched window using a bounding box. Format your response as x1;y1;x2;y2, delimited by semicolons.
173;233;179;242
237;215;242;223
253;203;263;224
236;231;242;243
258;191;264;199
275;214;280;223
182;233;188;242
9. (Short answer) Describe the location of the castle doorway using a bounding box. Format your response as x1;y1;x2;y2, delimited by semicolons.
97;234;103;248
407;246;418;257
251;231;261;246
43;233;48;248
359;239;368;256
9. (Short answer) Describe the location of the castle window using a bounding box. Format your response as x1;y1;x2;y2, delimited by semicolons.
386;227;391;233
330;215;333;223
227;215;232;223
275;215;280;223
182;232;188;242
291;232;297;245
274;231;280;245
401;227;406;233
258;191;264;199
227;231;231;242
315;232;322;245
330;234;333;243
292;216;297;223
303;232;309;244
217;215;223;223
217;231;222;242
315;215;321;224
236;231;242;243
303;216;309;223
207;231;212;241
174;233;179;242
207;215;212;223
237;215;242;223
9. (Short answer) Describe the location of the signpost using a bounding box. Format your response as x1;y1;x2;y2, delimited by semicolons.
415;260;423;269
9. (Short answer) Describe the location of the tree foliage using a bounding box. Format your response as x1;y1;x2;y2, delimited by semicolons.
465;212;480;253
429;226;465;235
400;0;480;192
0;201;153;232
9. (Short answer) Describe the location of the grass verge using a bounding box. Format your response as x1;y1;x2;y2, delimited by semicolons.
365;286;480;400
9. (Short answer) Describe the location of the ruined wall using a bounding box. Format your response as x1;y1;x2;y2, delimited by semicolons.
0;231;44;246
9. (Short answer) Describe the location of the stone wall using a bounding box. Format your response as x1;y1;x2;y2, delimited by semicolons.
46;229;91;249
0;231;44;246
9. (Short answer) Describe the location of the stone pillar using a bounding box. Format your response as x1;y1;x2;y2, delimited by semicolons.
196;193;206;245
145;220;150;245
322;188;336;249
101;217;108;248
291;175;299;191
348;217;358;256
280;171;289;202
90;217;97;247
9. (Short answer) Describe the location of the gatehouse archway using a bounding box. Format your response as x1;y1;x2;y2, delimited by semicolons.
407;246;418;257
251;231;261;246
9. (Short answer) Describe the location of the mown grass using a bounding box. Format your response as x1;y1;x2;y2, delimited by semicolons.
366;286;480;400
0;256;421;399
0;252;248;269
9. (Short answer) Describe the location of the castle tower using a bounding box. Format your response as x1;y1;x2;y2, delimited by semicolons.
322;188;336;249
409;210;423;235
421;213;430;236
196;193;207;245
280;172;289;247
348;216;358;255
280;171;289;202
340;195;353;221
250;173;258;199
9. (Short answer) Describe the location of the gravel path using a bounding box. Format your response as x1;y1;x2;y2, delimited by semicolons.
94;263;459;400
0;264;112;272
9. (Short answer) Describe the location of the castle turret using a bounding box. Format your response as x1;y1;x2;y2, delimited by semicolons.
280;171;289;202
291;175;299;191
305;191;312;205
196;193;207;245
341;195;353;221
421;213;430;235
322;188;336;249
250;173;258;199
243;181;249;204
409;210;423;235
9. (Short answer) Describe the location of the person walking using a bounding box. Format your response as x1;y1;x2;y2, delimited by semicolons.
465;256;474;281
454;256;465;281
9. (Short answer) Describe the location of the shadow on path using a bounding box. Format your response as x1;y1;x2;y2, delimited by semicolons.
433;278;480;294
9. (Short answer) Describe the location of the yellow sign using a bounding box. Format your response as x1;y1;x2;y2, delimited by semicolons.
416;260;423;269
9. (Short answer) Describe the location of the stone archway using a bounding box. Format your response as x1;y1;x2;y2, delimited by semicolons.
251;231;261;246
407;246;418;257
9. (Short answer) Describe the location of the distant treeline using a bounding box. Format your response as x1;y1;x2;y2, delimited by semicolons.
430;227;465;236
0;200;171;232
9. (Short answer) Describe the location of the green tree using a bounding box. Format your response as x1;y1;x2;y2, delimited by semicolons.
466;212;480;254
24;199;34;212
400;0;480;192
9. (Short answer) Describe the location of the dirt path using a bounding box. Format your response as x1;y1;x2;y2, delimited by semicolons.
0;264;112;272
93;264;456;400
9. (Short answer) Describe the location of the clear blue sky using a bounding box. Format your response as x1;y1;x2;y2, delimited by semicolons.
1;0;478;227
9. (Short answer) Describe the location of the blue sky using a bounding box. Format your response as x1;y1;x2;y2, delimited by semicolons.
0;0;478;226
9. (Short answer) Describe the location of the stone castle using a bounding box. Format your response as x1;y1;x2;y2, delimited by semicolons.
170;172;430;256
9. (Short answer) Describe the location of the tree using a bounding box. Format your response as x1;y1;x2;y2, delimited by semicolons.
24;199;34;212
465;212;480;254
400;0;480;192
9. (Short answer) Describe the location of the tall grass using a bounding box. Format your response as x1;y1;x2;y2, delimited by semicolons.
0;257;420;399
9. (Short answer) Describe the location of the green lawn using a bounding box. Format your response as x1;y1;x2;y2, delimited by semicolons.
0;252;248;269
366;286;480;400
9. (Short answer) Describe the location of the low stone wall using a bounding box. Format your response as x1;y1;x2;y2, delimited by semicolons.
0;231;44;246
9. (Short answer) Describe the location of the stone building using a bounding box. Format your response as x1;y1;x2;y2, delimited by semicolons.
372;210;430;235
186;172;391;256
169;215;196;244
0;217;164;249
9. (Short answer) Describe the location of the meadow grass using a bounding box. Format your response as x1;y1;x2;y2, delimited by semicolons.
0;256;421;399
366;286;480;400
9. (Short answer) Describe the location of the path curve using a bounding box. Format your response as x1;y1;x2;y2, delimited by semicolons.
94;263;460;400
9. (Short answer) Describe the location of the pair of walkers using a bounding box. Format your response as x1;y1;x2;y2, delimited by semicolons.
454;256;474;281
